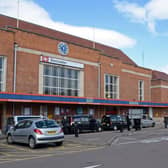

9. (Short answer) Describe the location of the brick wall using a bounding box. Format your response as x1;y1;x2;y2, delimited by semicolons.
151;80;168;102
0;30;14;92
0;28;154;102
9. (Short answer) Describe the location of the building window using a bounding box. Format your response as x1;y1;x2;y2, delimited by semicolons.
22;106;32;115
0;56;5;91
105;74;119;99
43;64;80;96
138;80;144;101
40;105;48;117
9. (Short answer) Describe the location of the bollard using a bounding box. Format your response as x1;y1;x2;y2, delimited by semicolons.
74;122;79;137
120;122;123;133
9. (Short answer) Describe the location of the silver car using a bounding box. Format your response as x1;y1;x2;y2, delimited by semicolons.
6;119;64;149
141;117;155;128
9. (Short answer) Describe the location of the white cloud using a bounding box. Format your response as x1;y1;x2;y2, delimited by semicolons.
0;0;136;48
113;0;146;23
113;0;168;34
160;65;168;74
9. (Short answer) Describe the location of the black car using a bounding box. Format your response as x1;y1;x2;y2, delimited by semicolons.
101;114;127;131
62;115;102;134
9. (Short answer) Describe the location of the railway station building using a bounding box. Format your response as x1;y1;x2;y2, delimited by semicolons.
0;14;168;131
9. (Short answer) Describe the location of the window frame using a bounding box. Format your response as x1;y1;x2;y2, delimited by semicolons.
138;80;144;101
42;64;80;96
104;74;119;99
0;56;6;92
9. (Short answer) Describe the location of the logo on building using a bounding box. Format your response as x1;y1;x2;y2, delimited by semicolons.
58;42;69;55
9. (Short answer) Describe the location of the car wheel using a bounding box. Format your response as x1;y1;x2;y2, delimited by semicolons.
152;123;155;127
7;134;13;144
113;125;117;131
55;141;63;146
29;137;36;149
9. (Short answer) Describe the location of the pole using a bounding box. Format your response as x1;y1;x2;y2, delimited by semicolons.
13;43;18;93
17;0;20;28
92;26;95;48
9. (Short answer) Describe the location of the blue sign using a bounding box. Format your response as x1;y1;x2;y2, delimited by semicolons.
58;42;69;55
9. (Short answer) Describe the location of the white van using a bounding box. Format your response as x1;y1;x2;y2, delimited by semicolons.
5;115;45;133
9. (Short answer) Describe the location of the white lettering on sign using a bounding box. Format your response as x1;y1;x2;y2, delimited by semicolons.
129;101;139;105
40;56;84;68
86;99;94;103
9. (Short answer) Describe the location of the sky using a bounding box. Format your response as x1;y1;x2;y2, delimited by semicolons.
0;0;168;73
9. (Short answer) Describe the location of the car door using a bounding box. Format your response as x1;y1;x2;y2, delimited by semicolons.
20;120;33;143
12;121;26;142
147;118;153;127
142;119;150;127
76;116;89;131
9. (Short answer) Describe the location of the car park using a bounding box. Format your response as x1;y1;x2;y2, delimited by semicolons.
61;115;102;134
101;114;127;130
6;119;64;149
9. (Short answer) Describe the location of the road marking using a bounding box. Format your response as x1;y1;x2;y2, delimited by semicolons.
0;141;104;165
111;138;119;145
83;164;102;168
116;136;168;145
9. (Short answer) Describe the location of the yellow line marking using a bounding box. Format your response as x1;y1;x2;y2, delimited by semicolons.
0;146;104;165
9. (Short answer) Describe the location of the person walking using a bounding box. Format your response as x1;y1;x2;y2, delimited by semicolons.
126;114;131;131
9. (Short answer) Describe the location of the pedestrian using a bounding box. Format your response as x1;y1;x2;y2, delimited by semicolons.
74;121;79;137
164;116;168;128
126;114;131;131
61;116;69;134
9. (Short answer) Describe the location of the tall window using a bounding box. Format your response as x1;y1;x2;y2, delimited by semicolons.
43;64;80;96
40;105;48;117
22;106;32;115
138;80;144;101
0;56;5;91
105;74;119;99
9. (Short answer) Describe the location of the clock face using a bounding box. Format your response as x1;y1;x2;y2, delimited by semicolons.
58;42;69;55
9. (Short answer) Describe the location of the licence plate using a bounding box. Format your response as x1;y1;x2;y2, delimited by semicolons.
47;131;56;134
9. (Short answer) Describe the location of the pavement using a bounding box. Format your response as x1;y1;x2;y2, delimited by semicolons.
65;131;118;146
64;122;165;146
64;130;141;147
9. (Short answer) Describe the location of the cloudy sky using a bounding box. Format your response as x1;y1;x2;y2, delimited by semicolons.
0;0;168;73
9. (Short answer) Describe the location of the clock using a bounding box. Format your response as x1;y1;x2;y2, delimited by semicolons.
58;42;69;55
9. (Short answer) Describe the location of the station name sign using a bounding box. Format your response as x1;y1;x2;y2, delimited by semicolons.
40;56;84;69
129;101;139;105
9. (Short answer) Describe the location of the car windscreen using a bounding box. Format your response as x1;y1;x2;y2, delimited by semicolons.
35;120;59;128
110;115;122;121
18;117;41;122
73;116;89;122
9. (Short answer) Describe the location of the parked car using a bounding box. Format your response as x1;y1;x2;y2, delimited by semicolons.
101;114;127;130
5;115;45;134
141;117;155;128
6;119;64;149
61;115;102;134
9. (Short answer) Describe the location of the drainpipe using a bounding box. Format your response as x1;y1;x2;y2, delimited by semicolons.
13;43;18;93
13;43;18;116
98;63;101;98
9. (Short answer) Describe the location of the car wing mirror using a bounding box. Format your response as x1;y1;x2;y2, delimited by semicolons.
13;125;18;131
9;126;15;131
